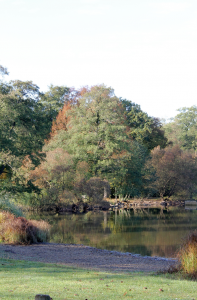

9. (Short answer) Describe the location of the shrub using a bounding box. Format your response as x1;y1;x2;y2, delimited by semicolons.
0;193;23;216
0;211;50;244
178;231;197;278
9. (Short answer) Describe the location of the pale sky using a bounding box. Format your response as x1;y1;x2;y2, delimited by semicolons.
1;0;197;120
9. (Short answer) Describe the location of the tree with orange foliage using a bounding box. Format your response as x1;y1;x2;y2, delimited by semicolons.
49;87;89;139
50;101;71;138
45;85;148;198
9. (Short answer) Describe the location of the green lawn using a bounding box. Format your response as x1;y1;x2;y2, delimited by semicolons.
0;258;197;300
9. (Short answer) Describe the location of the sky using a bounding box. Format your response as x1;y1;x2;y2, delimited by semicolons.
1;0;197;120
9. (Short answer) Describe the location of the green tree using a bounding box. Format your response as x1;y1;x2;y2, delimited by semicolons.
40;84;71;121
121;99;167;151
0;80;47;164
164;106;197;152
47;85;128;176
0;75;51;193
46;85;148;198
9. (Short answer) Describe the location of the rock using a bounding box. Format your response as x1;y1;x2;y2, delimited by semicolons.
185;200;197;206
35;295;51;300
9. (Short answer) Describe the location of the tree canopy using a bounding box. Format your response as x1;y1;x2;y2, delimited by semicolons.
121;99;167;151
164;106;197;152
2;65;196;208
45;85;150;197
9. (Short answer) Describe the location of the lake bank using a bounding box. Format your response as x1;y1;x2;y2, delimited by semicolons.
0;242;177;273
36;198;188;213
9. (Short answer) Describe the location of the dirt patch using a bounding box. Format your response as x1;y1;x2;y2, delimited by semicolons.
0;243;177;273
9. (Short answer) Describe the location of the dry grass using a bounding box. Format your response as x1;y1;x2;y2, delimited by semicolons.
0;211;50;244
177;231;197;278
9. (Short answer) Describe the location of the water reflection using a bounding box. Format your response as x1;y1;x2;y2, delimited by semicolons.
28;207;197;258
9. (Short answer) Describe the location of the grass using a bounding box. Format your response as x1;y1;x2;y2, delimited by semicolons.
0;259;197;300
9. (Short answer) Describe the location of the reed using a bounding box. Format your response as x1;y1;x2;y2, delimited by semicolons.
0;211;50;244
178;231;197;278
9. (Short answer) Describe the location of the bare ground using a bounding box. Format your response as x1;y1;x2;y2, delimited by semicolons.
0;243;178;273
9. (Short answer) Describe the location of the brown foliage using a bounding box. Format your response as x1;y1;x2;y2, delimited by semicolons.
75;161;90;183
50;101;71;138
49;86;90;139
147;145;197;198
30;148;74;190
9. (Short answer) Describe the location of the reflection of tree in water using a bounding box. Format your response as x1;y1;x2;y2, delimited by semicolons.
28;208;197;257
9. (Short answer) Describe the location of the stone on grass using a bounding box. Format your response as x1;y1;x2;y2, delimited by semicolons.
35;294;51;300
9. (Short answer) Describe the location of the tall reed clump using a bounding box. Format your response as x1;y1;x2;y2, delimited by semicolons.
0;211;50;244
178;231;197;278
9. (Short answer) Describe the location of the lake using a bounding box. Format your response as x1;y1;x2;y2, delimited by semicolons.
28;206;197;258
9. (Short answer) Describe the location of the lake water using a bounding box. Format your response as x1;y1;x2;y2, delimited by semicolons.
28;206;197;258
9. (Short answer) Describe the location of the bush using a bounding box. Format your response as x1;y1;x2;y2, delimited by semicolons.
0;211;50;244
0;193;23;216
178;231;197;278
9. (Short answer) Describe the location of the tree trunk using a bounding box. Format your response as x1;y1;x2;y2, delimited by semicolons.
104;186;107;198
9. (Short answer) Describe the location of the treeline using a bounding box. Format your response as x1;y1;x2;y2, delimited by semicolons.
1;65;197;210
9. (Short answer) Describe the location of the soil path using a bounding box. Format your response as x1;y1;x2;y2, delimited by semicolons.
0;243;177;273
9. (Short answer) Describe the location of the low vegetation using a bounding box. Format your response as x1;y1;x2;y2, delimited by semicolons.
0;193;23;216
177;231;197;278
163;230;197;280
0;211;50;244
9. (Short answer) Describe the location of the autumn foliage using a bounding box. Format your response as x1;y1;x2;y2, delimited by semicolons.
147;145;197;198
50;101;71;138
49;87;89;139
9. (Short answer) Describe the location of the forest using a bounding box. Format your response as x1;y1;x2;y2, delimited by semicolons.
1;64;197;212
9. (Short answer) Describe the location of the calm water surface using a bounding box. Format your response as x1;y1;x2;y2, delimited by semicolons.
29;207;197;258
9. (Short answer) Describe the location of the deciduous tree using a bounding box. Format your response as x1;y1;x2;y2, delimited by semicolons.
164;106;197;152
146;145;197;198
121;99;167;150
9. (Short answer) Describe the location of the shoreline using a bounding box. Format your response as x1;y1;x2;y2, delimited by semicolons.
0;242;178;273
77;244;177;261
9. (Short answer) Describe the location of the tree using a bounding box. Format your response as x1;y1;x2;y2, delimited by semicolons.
29;148;76;207
0;65;9;76
0;77;56;194
40;84;71;121
164;106;197;152
48;85;128;176
49;101;71;138
121;99;167;151
48;87;92;139
0;80;47;164
146;145;197;198
29;149;110;208
0;150;39;194
45;85;148;198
